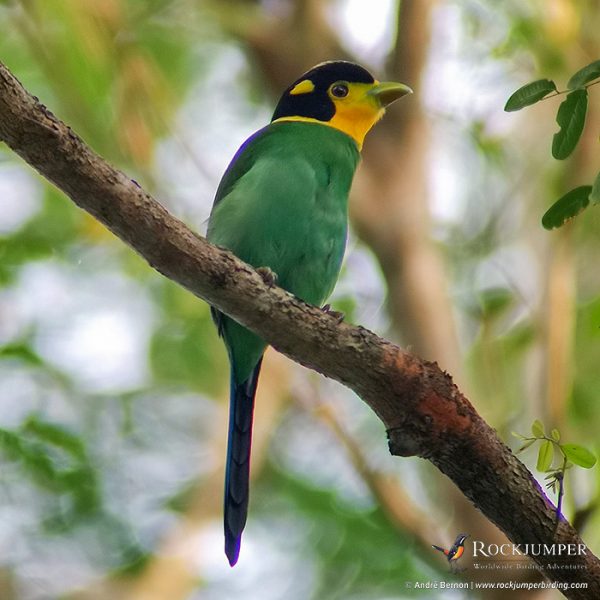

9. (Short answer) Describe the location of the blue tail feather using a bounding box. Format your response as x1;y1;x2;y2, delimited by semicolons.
224;359;263;566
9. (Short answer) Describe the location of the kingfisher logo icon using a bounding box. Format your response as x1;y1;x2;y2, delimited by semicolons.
432;533;469;573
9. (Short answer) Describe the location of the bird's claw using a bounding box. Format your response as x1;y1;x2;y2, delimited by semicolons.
256;267;278;287
322;304;345;323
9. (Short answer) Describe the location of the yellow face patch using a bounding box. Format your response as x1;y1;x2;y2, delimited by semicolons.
289;79;315;95
326;81;385;149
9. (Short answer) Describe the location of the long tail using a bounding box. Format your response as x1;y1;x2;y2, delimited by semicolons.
224;359;263;566
431;544;448;555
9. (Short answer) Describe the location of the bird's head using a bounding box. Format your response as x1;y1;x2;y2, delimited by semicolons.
272;61;412;149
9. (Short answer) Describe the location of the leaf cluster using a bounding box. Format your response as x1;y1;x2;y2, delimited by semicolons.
515;419;596;471
514;420;596;514
505;60;600;229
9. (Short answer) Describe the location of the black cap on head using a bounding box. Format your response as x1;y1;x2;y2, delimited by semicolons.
272;61;376;122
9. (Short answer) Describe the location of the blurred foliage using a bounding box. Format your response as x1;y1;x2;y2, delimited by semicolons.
0;415;99;520
150;280;228;397
255;465;436;600
0;185;82;283
1;0;198;168
1;0;600;599
0;413;148;572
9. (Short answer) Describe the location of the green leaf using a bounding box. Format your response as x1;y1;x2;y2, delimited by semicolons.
562;444;597;469
552;89;588;159
22;416;86;461
0;342;44;366
590;171;600;206
541;186;592;230
531;419;545;438
504;79;557;112
537;440;554;472
568;60;600;89
517;439;537;453
478;287;513;319
551;429;561;442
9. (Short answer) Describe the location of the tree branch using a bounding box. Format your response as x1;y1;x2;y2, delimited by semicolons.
0;60;598;597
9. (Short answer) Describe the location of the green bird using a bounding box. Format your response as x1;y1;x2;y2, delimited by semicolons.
207;61;411;566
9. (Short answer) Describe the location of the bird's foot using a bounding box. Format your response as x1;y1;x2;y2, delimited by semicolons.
256;267;278;287
322;304;345;323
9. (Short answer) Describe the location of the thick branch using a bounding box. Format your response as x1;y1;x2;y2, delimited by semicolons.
0;61;599;597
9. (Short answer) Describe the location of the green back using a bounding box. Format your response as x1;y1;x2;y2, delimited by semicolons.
208;121;360;382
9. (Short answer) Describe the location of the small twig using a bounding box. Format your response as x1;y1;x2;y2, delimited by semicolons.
556;467;566;520
536;77;600;103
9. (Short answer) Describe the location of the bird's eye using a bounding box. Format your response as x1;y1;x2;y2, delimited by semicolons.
331;83;349;98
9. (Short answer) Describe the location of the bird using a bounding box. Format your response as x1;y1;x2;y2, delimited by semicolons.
432;533;470;572
207;60;412;566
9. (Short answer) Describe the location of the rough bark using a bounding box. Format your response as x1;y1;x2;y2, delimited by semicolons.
1;60;599;598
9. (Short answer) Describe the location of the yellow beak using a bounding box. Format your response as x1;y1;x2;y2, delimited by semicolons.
368;82;413;107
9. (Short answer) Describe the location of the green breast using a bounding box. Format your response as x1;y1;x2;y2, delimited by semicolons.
209;121;359;302
208;121;360;381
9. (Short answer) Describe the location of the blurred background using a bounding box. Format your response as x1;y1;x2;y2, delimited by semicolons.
1;0;599;598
